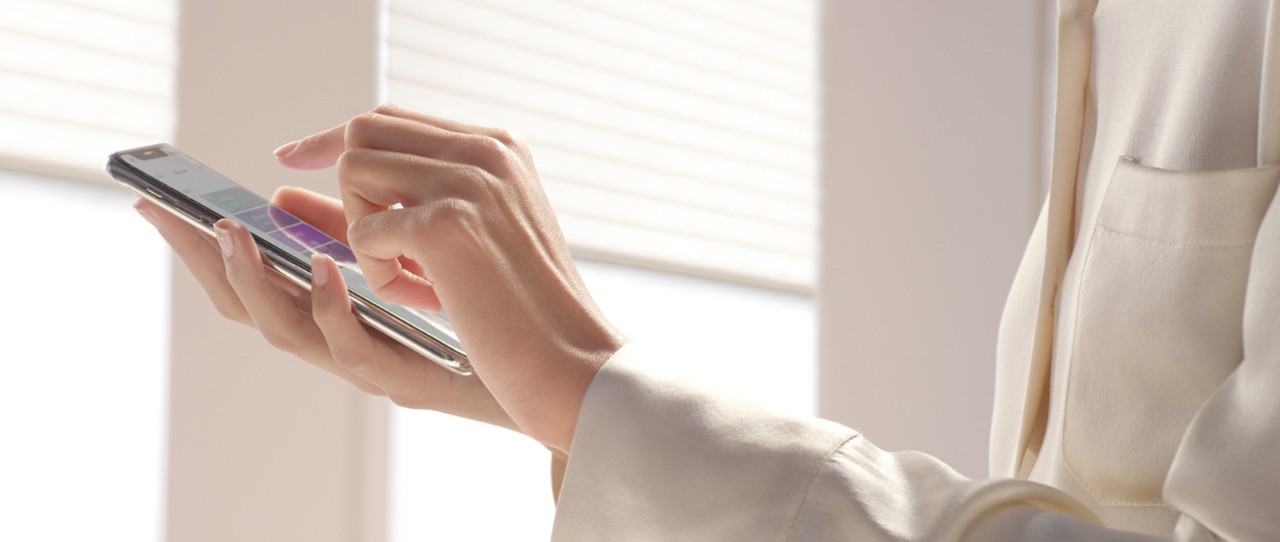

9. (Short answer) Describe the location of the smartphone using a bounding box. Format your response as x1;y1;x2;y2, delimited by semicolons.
107;144;472;376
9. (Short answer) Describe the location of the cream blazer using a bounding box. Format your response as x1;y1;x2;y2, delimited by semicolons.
552;1;1280;540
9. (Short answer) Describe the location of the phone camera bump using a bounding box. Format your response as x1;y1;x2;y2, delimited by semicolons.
127;147;169;161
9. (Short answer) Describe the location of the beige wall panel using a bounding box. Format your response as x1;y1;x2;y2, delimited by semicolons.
819;1;1049;477
167;1;386;540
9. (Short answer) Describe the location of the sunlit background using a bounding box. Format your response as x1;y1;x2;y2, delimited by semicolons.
0;0;1055;540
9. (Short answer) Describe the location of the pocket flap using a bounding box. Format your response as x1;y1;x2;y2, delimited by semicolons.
1099;158;1280;246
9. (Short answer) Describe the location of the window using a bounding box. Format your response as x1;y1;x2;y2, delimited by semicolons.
385;0;819;290
0;0;176;180
0;172;168;541
0;0;175;538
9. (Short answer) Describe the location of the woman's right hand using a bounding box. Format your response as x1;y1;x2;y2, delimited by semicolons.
133;186;517;432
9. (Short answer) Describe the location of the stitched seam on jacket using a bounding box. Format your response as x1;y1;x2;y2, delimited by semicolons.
1095;223;1257;248
1061;227;1171;508
1062;226;1109;503
782;433;861;542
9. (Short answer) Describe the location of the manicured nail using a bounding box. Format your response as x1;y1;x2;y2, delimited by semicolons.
273;140;299;158
311;253;329;286
215;222;234;258
133;200;158;225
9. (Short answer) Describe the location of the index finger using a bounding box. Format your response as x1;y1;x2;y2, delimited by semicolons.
273;121;346;170
274;104;522;171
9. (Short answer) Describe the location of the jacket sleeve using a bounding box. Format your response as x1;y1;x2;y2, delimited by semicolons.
550;208;1280;542
1156;184;1280;541
549;343;1098;542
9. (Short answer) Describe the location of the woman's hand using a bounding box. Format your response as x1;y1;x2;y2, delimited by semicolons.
275;104;627;454
134;187;516;431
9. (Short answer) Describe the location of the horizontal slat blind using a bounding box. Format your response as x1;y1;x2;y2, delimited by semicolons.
0;0;175;181
386;0;818;290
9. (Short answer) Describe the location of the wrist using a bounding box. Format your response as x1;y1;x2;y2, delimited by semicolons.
526;331;627;455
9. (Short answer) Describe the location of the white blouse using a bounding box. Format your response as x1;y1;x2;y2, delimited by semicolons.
552;1;1280;540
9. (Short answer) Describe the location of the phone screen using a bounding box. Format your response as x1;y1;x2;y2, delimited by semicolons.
112;144;468;370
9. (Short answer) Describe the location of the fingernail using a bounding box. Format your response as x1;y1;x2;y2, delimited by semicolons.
311;254;329;286
273;140;299;158
134;200;158;225
215;222;234;258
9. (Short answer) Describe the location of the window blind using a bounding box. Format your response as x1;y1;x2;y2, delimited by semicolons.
0;0;175;182
385;0;818;291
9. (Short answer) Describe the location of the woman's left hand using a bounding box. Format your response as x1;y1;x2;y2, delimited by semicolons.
135;187;517;432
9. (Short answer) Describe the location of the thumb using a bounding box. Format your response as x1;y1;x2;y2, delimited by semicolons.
273;121;347;170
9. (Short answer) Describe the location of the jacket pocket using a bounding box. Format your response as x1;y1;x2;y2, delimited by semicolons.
1062;157;1280;506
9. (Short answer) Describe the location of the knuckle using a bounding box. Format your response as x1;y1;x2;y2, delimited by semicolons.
345;213;380;247
335;147;370;175
354;381;386;397
329;347;369;371
372;103;404;116
475;135;508;157
259;329;299;353
311;304;343;328
335;149;354;172
481;127;532;163
344;112;381;145
456;163;494;193
487;128;525;149
213;303;250;325
463;135;511;168
388;392;428;409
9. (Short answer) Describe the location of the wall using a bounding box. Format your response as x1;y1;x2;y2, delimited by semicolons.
819;0;1050;477
166;1;386;540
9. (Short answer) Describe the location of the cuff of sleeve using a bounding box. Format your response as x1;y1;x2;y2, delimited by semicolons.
551;342;857;541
